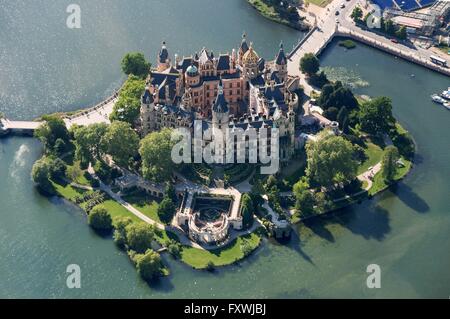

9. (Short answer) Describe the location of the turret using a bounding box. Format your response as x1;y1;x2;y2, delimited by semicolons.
275;41;288;82
212;80;229;131
157;41;170;71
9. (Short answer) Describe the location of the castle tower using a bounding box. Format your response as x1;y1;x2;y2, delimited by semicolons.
275;41;288;83
211;81;229;164
238;32;249;66
140;87;156;136
242;43;260;80
157;41;170;72
212;80;230;132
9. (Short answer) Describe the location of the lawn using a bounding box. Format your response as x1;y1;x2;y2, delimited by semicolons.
52;181;91;201
369;157;411;195
357;142;384;175
179;232;262;269
122;191;162;223
95;199;141;223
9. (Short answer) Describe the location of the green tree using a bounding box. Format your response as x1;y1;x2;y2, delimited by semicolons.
241;193;254;230
395;26;407;40
88;207;113;232
139;128;176;183
110;75;146;125
125;222;156;253
300;53;320;76
384;19;396;35
34;115;70;153
133;249;164;281
351;6;363;23
31;157;53;193
157;197;176;225
49;157;67;181
293;177;315;217
101;121;139;167
359;97;395;136
121;52;151;78
113;216;133;248
73;123;108;165
165;182;177;203
318;82;358;110
381;145;400;182
306;132;358;188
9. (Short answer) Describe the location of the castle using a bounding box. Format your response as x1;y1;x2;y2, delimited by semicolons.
140;34;300;164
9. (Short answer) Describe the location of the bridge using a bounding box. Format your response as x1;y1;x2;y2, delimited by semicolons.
0;118;44;136
0;91;118;138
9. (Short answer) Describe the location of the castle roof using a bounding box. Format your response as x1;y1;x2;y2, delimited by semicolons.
240;33;249;54
159;41;169;64
217;54;230;71
275;42;287;65
212;81;229;114
242;45;259;65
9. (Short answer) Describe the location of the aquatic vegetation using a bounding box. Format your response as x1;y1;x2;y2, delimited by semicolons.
320;66;370;89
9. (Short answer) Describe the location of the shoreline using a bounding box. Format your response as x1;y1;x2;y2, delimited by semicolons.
246;0;310;32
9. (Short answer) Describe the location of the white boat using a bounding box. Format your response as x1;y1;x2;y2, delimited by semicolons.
441;90;450;100
443;102;450;110
431;94;445;104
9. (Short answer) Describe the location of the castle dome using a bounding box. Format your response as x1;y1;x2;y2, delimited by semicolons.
186;64;198;77
242;45;259;65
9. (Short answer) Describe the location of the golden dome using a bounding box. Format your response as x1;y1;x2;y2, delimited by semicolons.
242;45;259;65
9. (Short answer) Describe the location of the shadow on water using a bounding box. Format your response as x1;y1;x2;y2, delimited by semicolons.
287;231;316;266
390;182;430;214
298;201;393;243
333;204;391;241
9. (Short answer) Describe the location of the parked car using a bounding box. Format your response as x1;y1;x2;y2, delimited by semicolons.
335;11;340;16
390;38;399;43
340;4;346;8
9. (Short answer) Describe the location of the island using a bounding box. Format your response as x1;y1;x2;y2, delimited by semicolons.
3;30;412;285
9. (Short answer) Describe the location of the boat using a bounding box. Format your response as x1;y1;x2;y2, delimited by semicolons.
431;94;445;104
443;102;450;110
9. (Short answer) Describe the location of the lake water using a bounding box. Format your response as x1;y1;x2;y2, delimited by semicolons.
0;0;449;298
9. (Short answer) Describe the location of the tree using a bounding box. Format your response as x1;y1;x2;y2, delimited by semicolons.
121;52;151;78
351;6;363;23
101;121;139;167
381;145;399;182
88;207;113;232
165;182;177;203
300;53;320;76
293;177;315;217
34;115;70;153
139;128;176;183
31;157;53;192
53;138;66;156
49;157;67;180
318;82;358;110
306;132;358;188
396;26;407;40
241;193;254;229
110;76;145;125
133;249;164;281
125;222;156;253
323;107;339;121
384;19;396;35
73;123;108;166
157;197;176;225
113;216;133;248
359;97;395;136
